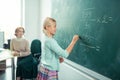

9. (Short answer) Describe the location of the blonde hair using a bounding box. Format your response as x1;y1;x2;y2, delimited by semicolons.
15;27;25;36
43;17;56;34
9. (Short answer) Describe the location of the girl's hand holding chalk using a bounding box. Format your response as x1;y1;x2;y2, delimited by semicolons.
72;35;79;43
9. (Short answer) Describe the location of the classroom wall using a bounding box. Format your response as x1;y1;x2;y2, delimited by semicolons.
22;0;41;44
23;0;52;44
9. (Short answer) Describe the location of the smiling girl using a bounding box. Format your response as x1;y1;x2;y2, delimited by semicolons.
37;17;79;80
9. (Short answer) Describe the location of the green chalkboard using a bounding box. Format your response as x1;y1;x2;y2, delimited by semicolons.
51;0;120;80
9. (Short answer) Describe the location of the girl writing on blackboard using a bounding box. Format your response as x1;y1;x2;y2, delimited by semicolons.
37;17;79;80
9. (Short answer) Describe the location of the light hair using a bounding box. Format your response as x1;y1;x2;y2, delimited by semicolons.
15;27;25;36
43;17;56;34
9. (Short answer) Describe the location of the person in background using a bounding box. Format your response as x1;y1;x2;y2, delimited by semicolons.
37;17;79;80
10;27;31;80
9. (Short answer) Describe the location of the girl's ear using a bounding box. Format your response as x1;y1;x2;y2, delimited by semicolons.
45;26;50;30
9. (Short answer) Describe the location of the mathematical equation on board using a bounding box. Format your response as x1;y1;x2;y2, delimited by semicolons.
81;8;113;24
77;34;103;53
61;35;101;53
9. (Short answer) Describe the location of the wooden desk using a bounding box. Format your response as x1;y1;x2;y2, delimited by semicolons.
0;49;14;70
0;60;6;70
0;49;14;61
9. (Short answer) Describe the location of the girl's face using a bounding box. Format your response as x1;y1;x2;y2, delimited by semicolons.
47;21;56;36
16;28;24;38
